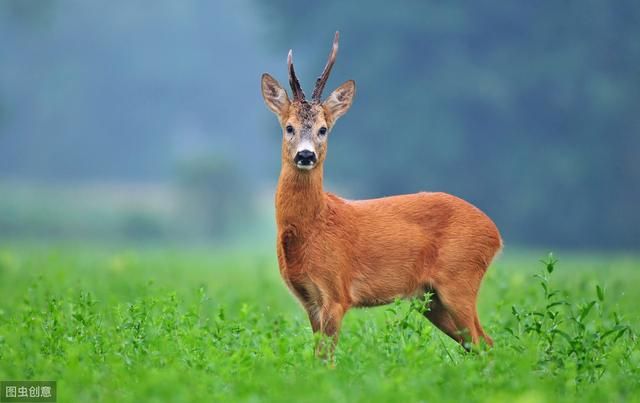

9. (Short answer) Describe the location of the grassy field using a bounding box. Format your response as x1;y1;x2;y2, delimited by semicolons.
0;243;638;402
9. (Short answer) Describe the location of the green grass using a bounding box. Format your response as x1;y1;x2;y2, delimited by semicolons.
0;244;638;402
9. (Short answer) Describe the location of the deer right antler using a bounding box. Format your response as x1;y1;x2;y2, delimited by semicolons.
288;50;305;101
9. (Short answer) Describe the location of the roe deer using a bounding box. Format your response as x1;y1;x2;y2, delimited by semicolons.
261;32;502;356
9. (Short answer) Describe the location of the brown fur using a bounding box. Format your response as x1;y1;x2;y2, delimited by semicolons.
261;43;502;357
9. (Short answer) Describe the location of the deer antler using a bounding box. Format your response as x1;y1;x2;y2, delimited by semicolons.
288;49;305;101
312;31;339;102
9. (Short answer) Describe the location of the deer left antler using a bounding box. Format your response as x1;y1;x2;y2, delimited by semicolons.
312;31;339;102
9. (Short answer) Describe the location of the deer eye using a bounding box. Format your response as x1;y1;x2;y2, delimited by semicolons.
286;125;294;134
318;127;327;136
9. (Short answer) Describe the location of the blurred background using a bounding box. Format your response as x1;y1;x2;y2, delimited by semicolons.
0;0;638;250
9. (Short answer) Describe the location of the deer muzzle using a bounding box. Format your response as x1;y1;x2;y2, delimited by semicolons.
294;149;317;169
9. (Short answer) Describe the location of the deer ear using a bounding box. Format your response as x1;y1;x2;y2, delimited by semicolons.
323;80;355;124
261;73;290;119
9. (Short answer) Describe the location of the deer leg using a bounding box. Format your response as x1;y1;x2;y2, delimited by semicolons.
304;303;322;333
315;302;346;361
423;292;465;344
432;285;482;349
474;311;493;347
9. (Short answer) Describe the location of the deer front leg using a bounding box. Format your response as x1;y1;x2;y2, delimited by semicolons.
304;303;322;333
314;302;346;361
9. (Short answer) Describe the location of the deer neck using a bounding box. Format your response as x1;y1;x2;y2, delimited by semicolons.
276;164;326;232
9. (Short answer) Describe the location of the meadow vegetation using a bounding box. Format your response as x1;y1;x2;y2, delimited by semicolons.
0;244;638;402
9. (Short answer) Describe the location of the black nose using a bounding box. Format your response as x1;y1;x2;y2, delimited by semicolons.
294;150;317;165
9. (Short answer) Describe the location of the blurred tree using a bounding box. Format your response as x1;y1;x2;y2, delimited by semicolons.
255;0;640;249
0;0;55;139
175;155;252;240
0;0;56;26
0;0;637;248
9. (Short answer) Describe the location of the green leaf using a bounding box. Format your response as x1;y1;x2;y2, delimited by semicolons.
552;329;573;343
541;253;557;273
613;327;629;342
596;285;604;302
546;301;565;310
601;325;626;340
578;301;596;322
540;281;548;295
548;290;562;299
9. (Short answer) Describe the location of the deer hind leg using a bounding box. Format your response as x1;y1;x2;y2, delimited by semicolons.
436;293;479;349
474;312;493;346
423;293;465;344
429;272;490;349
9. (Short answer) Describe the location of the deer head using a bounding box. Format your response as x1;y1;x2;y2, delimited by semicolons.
261;32;355;171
